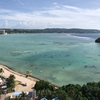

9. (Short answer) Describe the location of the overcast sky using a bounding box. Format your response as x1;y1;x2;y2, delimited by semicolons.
0;0;100;29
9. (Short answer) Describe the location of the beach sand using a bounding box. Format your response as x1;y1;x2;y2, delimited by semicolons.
0;64;39;92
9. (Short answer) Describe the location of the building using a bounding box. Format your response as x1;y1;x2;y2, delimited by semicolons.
0;30;7;35
0;30;5;34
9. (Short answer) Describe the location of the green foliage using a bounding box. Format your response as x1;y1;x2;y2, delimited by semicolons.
0;89;4;99
5;92;27;100
37;89;52;99
34;80;54;92
6;96;22;100
6;74;15;90
5;28;100;34
37;89;69;100
61;81;100;100
55;89;68;100
0;68;4;75
7;87;13;93
34;80;70;100
81;82;100;100
20;91;27;100
62;84;82;100
0;89;4;94
5;96;10;100
5;80;100;100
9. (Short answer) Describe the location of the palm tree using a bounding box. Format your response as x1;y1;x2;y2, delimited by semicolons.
0;68;4;75
6;74;15;89
9;74;15;80
20;91;27;100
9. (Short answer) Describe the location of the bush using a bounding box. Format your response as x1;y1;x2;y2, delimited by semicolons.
7;87;13;93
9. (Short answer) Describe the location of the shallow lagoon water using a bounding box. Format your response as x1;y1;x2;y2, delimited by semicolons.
0;33;100;86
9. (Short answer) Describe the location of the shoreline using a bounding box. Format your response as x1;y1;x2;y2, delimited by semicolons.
0;64;59;91
0;64;39;91
0;63;39;82
0;63;41;81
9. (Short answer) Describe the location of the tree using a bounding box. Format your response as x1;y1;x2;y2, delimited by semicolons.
81;82;100;100
0;68;4;75
61;84;84;100
34;80;54;92
6;74;15;90
20;91;27;100
37;89;53;100
55;89;68;100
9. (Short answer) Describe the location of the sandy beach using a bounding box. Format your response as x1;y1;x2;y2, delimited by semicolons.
0;64;39;92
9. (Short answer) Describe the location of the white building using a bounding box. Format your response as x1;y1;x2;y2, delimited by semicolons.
0;30;5;34
0;30;7;35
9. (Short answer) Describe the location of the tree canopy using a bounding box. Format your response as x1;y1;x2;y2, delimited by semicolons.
34;80;100;100
6;74;15;90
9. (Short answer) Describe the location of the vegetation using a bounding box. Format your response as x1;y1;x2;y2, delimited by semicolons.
0;89;4;99
95;37;100;43
4;80;100;100
1;73;100;100
34;80;100;100
34;80;54;92
5;92;27;100
34;80;70;100
0;68;4;75
1;28;100;34
6;74;15;92
20;91;27;100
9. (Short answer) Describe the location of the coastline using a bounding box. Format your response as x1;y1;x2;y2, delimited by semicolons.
0;64;39;91
0;63;41;81
0;63;59;89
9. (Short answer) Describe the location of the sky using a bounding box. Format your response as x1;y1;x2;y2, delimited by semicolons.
0;0;100;29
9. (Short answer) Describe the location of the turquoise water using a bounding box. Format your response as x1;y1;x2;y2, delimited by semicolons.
0;33;100;86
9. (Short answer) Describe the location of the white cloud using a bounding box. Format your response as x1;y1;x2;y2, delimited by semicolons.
63;5;80;11
0;9;12;13
53;2;58;5
5;20;8;27
0;5;100;29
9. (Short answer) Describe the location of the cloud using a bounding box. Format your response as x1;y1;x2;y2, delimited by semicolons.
0;19;9;28
5;20;8;27
63;5;80;11
53;2;58;5
0;5;100;29
0;9;12;13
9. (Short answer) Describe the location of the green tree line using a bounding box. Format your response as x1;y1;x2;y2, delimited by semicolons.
34;80;100;100
1;28;100;34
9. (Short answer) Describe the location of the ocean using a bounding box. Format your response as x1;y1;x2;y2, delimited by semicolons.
0;33;100;86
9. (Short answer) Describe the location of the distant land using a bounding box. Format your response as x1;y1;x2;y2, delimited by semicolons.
1;28;100;34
